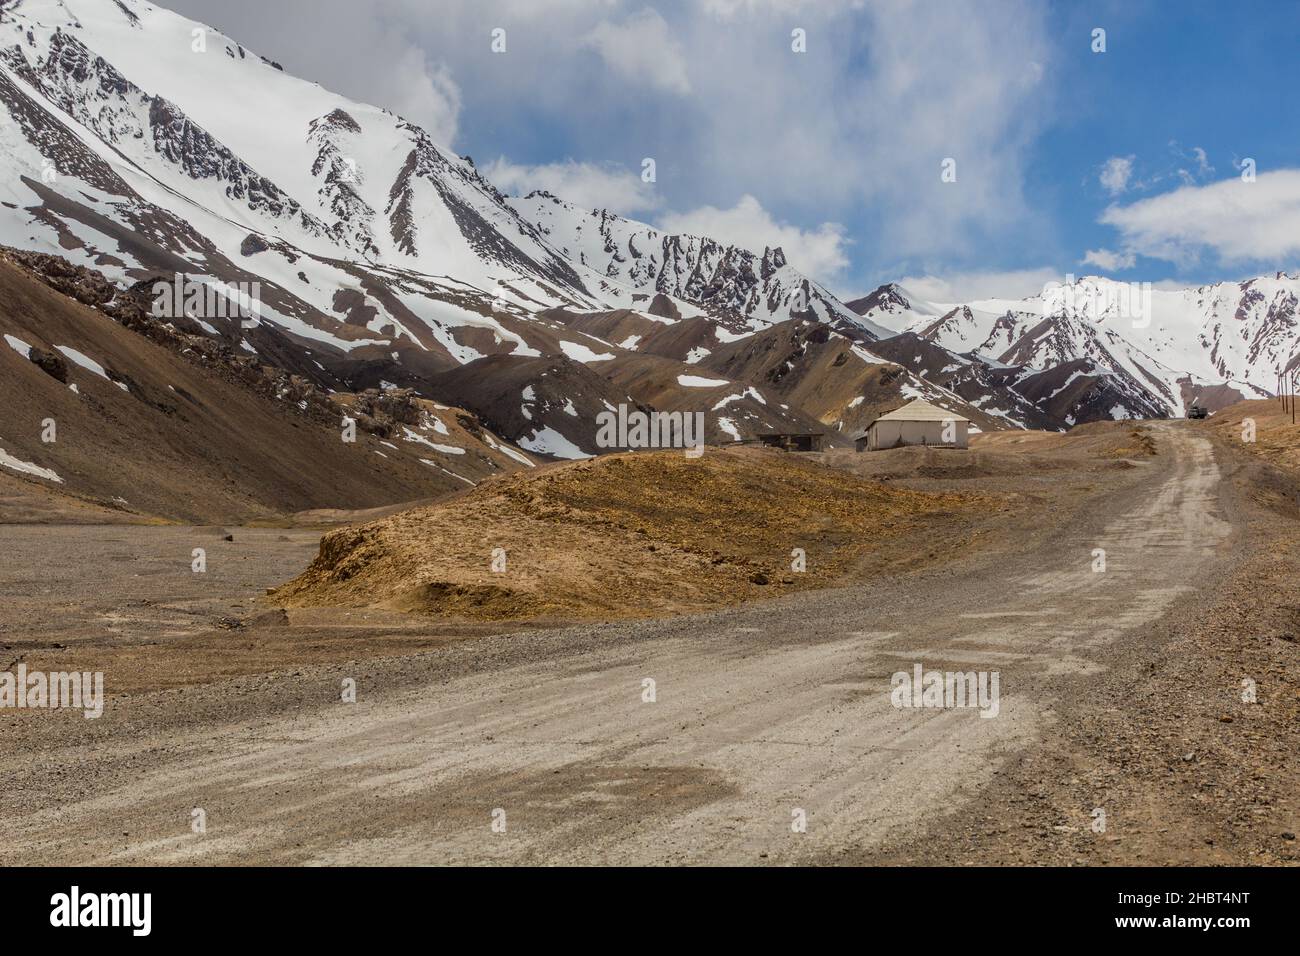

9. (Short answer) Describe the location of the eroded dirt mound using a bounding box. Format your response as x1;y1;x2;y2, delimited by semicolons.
274;447;983;620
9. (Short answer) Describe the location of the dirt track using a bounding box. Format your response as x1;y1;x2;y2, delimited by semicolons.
5;422;1290;865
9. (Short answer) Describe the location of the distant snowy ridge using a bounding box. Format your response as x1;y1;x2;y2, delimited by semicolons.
854;275;1293;418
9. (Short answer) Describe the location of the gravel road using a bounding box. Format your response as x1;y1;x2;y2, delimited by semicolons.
0;424;1250;864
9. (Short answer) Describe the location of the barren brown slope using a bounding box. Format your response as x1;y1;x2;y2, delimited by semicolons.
864;331;1059;430
1204;399;1300;473
424;353;640;456
274;447;987;621
540;305;670;351
596;352;831;443
696;319;1013;436
0;255;525;523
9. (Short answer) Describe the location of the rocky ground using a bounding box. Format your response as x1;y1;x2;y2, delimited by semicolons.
859;423;1300;865
2;417;1293;865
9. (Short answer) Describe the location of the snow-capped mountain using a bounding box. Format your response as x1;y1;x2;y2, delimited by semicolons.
0;0;998;459
0;0;611;362
0;0;880;368
509;191;894;341
3;0;1283;459
856;276;1291;420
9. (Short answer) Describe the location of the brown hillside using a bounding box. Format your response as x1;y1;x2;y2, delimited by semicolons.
274;446;986;621
1206;400;1300;472
0;254;528;522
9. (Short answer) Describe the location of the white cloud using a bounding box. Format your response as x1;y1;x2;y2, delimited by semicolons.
1171;145;1217;189
461;0;1053;262
761;0;1053;258
659;195;849;280
380;49;461;145
579;8;691;95
161;0;1055;270
1191;146;1213;176
701;0;852;17
483;157;660;214
1099;169;1300;267
1099;156;1134;196
162;0;462;146
895;268;1062;304
1081;247;1136;271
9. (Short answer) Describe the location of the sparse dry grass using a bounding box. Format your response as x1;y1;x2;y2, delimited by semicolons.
274;446;987;621
1208;399;1300;473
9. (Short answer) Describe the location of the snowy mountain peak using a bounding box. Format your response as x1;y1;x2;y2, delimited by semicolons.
845;282;915;318
866;273;1291;419
0;0;1287;442
506;191;885;337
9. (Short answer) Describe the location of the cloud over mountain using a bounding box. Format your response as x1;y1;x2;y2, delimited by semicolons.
1099;169;1300;268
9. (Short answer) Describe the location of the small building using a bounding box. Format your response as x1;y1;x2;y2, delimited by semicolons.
757;431;825;452
856;399;970;451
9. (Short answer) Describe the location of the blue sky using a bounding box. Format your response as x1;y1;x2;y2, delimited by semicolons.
169;0;1300;302
1025;2;1300;291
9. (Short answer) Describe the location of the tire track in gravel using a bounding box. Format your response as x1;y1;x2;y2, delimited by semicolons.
0;425;1235;864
